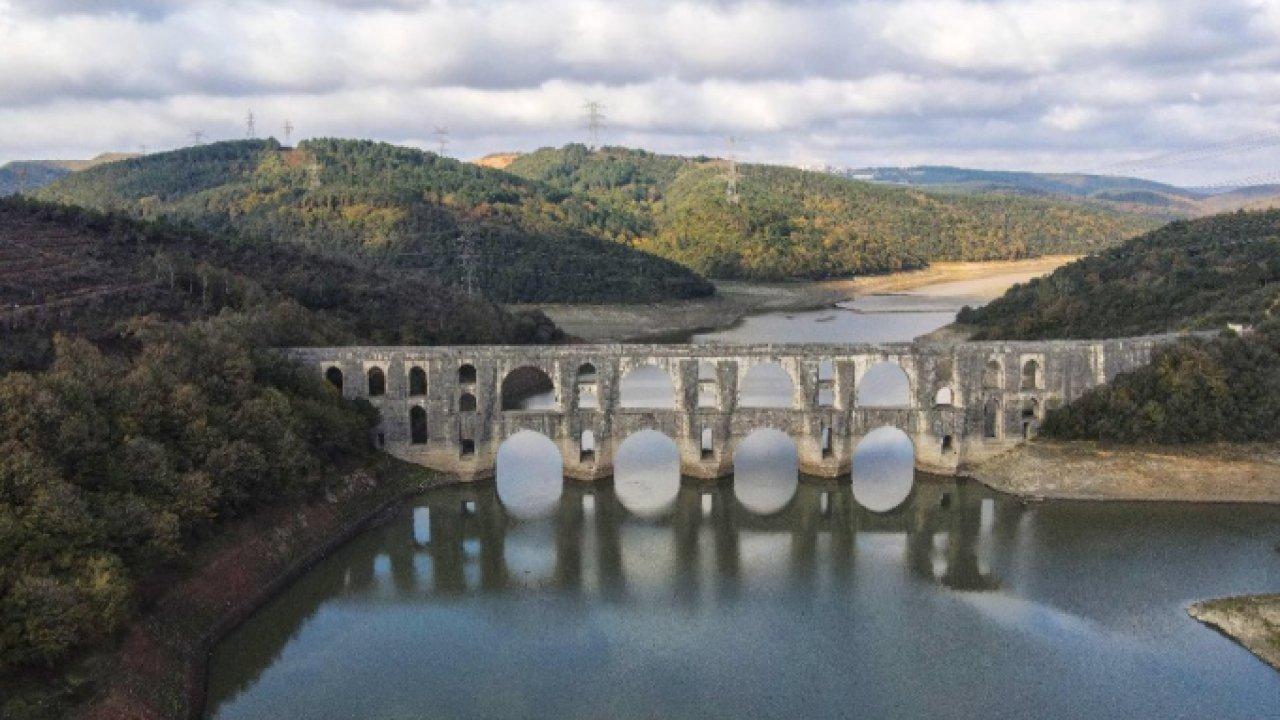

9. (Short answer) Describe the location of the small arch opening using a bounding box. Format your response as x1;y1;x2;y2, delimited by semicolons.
1021;359;1041;390
697;361;718;408
700;425;714;460
983;360;1002;389
856;361;911;408
576;363;599;410
459;392;477;412
458;363;477;385
367;367;386;397
501;366;556;411
409;406;428;444
580;430;596;463
325;366;343;392
934;386;955;407
408;366;427;396
942;435;955;454
620;364;677;409
820;424;833;458
983;398;1001;439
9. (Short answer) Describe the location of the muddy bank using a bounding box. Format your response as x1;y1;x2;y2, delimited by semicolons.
518;256;1077;343
973;441;1280;503
1189;595;1280;672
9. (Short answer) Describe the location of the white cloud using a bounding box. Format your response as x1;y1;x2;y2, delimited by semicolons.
0;0;1278;185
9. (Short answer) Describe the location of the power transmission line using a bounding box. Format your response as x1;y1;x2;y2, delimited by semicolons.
283;119;294;146
725;135;740;205
456;232;479;297
245;109;256;139
583;100;606;150
189;130;204;146
1080;129;1280;175
433;126;450;156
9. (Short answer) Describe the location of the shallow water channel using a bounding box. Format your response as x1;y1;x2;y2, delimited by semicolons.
204;281;1280;719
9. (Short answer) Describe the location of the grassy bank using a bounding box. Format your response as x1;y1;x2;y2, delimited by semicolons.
4;458;441;720
973;441;1280;503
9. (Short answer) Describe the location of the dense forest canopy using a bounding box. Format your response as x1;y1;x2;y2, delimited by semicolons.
0;197;564;702
958;209;1280;340
34;140;714;304
506;144;1159;280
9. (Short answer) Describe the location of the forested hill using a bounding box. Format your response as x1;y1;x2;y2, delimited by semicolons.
34;139;713;304
0;196;560;371
957;209;1280;340
0;197;563;701
505;145;1159;281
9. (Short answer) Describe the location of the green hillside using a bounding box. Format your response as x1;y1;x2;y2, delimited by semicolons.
0;196;560;371
957;209;1280;340
507;145;1160;280
34;140;713;304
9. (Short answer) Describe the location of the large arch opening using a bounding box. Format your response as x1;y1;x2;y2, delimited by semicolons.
367;367;386;397
732;428;798;515
408;366;427;396
409;406;428;444
501;366;556;411
459;392;477;412
496;430;563;520
738;362;794;408
856;362;911;408
620;364;676;409
851;426;914;513
325;366;343;392
614;430;680;518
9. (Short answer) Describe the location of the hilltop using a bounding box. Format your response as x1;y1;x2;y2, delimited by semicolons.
34;139;713;304
957;208;1280;340
505;145;1158;281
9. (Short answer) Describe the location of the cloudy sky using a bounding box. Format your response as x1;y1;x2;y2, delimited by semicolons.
3;0;1279;185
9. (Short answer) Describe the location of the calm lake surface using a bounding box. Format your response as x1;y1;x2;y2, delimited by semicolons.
204;280;1280;719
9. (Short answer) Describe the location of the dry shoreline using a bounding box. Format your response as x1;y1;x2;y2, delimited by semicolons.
1189;595;1280;673
516;256;1077;343
972;441;1280;504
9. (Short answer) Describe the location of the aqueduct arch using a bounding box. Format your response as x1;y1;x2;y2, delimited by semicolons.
289;334;1185;481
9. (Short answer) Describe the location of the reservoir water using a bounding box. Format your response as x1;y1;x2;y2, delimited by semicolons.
203;278;1280;719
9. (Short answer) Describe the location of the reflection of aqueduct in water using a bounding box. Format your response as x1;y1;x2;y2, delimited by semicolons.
286;336;1178;479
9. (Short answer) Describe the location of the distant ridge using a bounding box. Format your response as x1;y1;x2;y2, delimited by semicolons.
0;152;139;196
844;164;1280;219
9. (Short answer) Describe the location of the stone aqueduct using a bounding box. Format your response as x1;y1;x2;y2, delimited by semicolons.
286;335;1177;480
